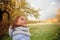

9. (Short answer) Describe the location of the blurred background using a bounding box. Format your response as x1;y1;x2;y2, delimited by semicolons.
0;0;60;40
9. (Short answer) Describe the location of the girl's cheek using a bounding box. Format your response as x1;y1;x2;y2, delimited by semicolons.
18;20;21;23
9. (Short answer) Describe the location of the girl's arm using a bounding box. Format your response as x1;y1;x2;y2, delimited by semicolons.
9;26;13;37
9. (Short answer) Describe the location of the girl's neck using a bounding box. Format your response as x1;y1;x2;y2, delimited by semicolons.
16;25;27;28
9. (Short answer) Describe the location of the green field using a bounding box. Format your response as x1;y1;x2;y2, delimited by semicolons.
4;23;60;40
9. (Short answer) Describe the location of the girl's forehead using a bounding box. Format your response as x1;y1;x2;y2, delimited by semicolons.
19;16;25;18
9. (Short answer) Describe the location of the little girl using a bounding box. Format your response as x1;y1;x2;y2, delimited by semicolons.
9;15;31;40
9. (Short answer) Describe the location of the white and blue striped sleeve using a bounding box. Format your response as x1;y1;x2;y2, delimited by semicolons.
9;26;13;37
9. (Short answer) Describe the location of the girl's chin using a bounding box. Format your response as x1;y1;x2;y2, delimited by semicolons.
23;25;27;27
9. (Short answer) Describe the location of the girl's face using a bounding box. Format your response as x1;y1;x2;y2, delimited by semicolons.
16;16;27;27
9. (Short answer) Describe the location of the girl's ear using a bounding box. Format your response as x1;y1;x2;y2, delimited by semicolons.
16;22;20;25
16;22;18;25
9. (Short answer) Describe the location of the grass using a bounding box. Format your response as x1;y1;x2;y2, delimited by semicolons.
3;23;60;40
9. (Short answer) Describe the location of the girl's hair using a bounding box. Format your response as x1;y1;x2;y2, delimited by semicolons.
11;16;22;29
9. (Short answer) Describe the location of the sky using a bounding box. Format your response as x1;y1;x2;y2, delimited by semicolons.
27;0;60;20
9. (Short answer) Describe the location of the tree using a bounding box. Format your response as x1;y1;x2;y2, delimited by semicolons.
0;0;40;38
56;8;60;22
10;0;40;23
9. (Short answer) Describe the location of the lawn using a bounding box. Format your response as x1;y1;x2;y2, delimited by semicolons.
4;23;60;40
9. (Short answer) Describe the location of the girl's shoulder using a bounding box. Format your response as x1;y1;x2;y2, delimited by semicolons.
9;26;29;29
14;26;29;30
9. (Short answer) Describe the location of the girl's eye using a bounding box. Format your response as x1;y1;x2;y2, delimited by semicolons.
21;18;24;20
21;19;24;20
